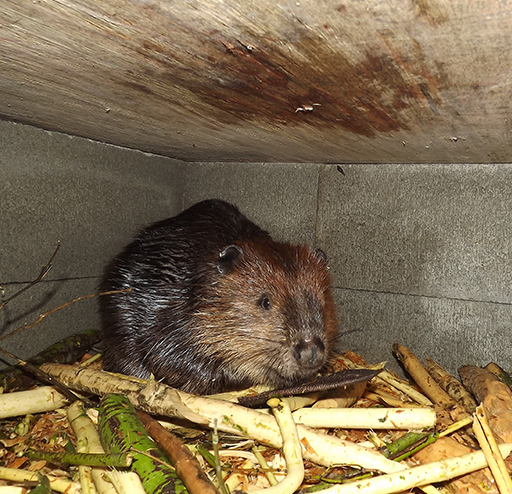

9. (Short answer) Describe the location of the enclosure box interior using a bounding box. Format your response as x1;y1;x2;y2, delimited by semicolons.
1;0;511;377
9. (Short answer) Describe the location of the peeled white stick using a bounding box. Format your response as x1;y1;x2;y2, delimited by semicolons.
105;472;148;494
68;401;145;494
376;371;434;407
251;398;304;494
76;463;97;494
40;365;406;474
292;407;436;430
68;401;117;494
67;401;98;494
0;386;68;419
317;443;512;494
0;467;80;494
180;391;407;474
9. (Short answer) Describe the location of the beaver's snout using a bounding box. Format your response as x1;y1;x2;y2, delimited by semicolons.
293;336;326;368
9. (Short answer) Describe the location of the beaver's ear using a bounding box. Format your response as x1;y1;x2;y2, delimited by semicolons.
217;245;243;274
313;248;328;264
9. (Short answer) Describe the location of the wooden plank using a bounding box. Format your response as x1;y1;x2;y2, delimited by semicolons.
1;0;512;162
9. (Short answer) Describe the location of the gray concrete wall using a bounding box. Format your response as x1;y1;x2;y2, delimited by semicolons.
1;121;511;379
318;165;512;373
0;121;185;364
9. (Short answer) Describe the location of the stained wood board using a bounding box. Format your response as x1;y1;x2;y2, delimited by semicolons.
1;0;512;162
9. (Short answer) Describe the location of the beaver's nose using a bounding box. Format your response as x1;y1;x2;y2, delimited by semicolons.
293;336;325;367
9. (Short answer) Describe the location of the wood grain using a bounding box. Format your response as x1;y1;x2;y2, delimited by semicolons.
1;0;512;162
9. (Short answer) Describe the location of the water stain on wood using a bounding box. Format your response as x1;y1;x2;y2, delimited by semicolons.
132;27;440;137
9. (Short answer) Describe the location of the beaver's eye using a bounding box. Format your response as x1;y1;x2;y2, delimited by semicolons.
259;296;271;310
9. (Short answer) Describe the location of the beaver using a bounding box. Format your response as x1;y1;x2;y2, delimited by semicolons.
99;199;339;395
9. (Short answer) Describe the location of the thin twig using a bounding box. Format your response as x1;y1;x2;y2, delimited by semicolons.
0;241;61;311
0;289;130;343
212;419;229;494
252;446;278;486
0;287;128;406
130;448;175;470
